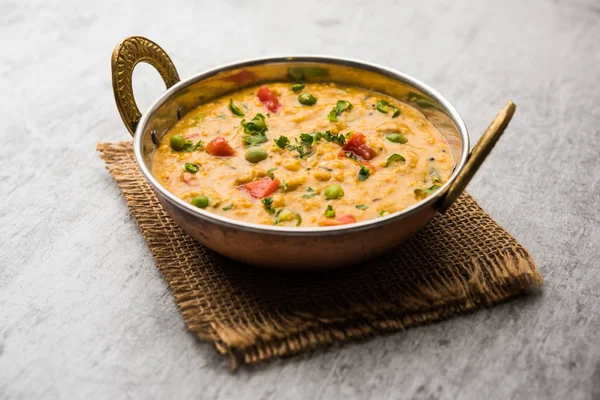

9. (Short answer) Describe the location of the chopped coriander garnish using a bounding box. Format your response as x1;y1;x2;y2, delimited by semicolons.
281;180;289;191
287;137;312;158
184;162;200;174
386;133;408;143
312;130;346;146
376;100;400;118
261;197;276;214
274;135;290;149
291;82;305;92
299;133;315;146
229;98;245;117
243;134;268;145
357;165;370;181
183;140;204;152
302;187;317;199
241;113;267;134
355;204;368;210
241;113;268;145
266;168;276;179
324;205;336;218
385;153;406;167
378;210;390;217
280;131;345;159
287;143;305;158
285;134;317;159
327;100;353;122
222;204;233;211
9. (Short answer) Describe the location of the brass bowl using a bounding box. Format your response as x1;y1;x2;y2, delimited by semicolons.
111;36;515;270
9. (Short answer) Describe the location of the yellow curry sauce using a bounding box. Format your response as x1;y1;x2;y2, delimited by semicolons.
151;83;454;227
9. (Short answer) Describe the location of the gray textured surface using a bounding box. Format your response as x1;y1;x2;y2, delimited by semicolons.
1;0;599;399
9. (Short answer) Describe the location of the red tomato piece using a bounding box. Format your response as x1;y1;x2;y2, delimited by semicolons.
257;86;281;113
206;137;235;156
342;132;376;160
243;177;280;198
319;214;357;226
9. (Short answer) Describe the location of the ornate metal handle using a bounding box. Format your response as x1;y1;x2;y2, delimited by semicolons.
438;101;516;213
111;36;180;136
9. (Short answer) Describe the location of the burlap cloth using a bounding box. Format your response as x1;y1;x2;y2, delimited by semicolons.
98;141;543;369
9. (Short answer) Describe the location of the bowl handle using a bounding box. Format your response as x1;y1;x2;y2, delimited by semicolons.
111;36;180;136
438;101;516;213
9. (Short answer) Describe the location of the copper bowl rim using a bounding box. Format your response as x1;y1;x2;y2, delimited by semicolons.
133;55;470;236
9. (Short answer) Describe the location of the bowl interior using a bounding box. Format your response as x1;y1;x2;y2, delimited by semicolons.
137;57;466;172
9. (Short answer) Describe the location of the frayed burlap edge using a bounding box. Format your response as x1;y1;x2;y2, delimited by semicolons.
98;141;543;369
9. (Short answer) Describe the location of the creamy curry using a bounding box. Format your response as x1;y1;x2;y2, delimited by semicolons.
151;82;454;227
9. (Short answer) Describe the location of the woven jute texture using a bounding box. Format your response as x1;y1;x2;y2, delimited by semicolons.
98;141;543;369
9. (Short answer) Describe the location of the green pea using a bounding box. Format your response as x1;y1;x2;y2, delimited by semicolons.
298;93;317;106
191;195;209;208
324;184;344;200
170;134;186;151
244;146;268;163
386;133;408;144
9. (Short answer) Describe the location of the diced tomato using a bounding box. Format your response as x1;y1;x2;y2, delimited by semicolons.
342;132;376;160
257;86;281;113
206;137;235;156
319;214;357;226
243;177;280;198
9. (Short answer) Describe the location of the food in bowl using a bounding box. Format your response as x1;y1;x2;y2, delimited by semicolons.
113;36;515;268
151;82;454;227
